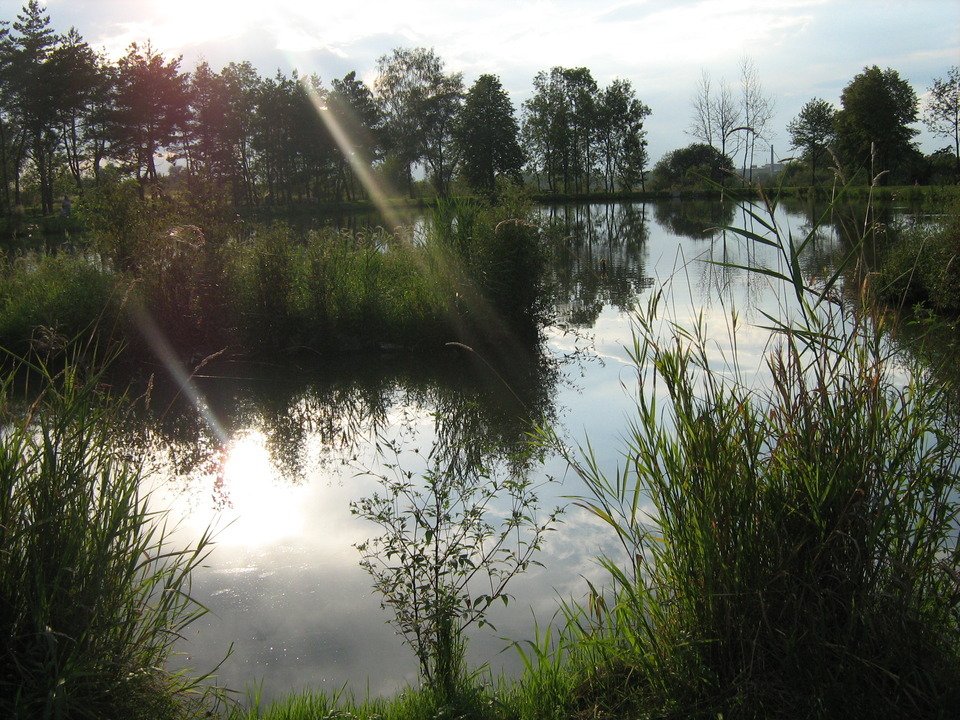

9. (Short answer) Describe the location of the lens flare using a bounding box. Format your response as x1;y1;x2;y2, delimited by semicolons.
298;76;408;231
130;299;228;445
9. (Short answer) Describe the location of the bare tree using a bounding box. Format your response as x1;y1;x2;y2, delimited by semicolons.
688;69;715;147
738;56;775;181
689;69;743;164
714;79;743;162
923;66;960;180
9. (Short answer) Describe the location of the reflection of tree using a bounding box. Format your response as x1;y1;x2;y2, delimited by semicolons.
653;199;736;240
541;202;654;327
130;346;558;504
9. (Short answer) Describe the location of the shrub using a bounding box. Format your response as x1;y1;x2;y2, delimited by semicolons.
0;253;121;356
878;203;960;315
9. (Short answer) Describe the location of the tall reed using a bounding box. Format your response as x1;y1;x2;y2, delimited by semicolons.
544;191;960;718
0;351;220;718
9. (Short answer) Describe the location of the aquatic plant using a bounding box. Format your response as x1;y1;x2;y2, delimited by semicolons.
352;436;560;708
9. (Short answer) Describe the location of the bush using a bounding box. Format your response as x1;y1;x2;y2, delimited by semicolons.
0;253;121;356
878;204;960;315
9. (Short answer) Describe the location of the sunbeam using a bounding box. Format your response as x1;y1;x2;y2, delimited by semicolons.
129;299;228;446
298;76;408;231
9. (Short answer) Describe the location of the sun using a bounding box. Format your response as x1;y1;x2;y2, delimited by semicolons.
142;0;271;49
216;430;306;547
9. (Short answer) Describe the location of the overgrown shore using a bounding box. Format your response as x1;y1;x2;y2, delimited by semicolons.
2;190;960;719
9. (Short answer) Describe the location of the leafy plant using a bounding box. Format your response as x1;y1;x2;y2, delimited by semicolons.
543;187;960;718
352;437;560;703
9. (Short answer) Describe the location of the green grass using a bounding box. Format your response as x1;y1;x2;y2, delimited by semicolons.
0;350;222;719
876;200;960;316
0;252;122;356
0;197;547;363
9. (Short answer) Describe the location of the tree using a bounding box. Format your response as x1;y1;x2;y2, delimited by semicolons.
595;78;651;192
651;143;734;190
112;42;190;197
328;71;382;202
738;57;775;181
455;74;523;194
184;61;233;184
834;65;918;183
521;68;568;192
688;69;742;162
6;1;61;212
219;61;262;205
923;66;960;180
375;47;463;197
53;27;100;192
521;66;598;194
788;98;836;185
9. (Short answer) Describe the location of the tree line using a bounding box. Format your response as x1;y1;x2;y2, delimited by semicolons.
2;1;957;218
786;64;959;186
0;2;651;216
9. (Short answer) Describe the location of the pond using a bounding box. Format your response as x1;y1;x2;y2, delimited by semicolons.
146;198;872;701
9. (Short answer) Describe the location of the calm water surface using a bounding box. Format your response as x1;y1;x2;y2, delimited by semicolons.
149;199;864;699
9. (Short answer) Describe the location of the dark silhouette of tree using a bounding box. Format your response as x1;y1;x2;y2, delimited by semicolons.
0;19;16;215
112;42;190;197
788;98;836;185
651;143;734;190
219;61;262;205
455;74;524;195
375;47;463;197
923;66;960;181
834;65;918;183
595;78;651;192
328;71;382;202
6;1;61;212
184;61;233;185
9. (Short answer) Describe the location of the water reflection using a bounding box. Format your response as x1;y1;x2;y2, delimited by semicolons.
143;345;558;489
147;198;936;702
540;203;654;326
653;199;735;240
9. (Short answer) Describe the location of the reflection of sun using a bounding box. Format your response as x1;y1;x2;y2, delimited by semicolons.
218;430;304;547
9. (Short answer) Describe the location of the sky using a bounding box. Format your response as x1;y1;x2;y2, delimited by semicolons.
30;0;960;165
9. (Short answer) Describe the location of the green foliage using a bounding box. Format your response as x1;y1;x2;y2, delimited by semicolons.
651;142;735;190
835;66;920;184
352;435;559;702
0;353;221;718
877;202;960;315
375;48;464;198
543;195;960;718
787;97;836;186
0;252;119;355
230;682;501;720
456;74;525;195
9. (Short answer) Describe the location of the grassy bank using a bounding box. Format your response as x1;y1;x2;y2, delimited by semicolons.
0;353;221;718
875;199;960;316
0;196;546;365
